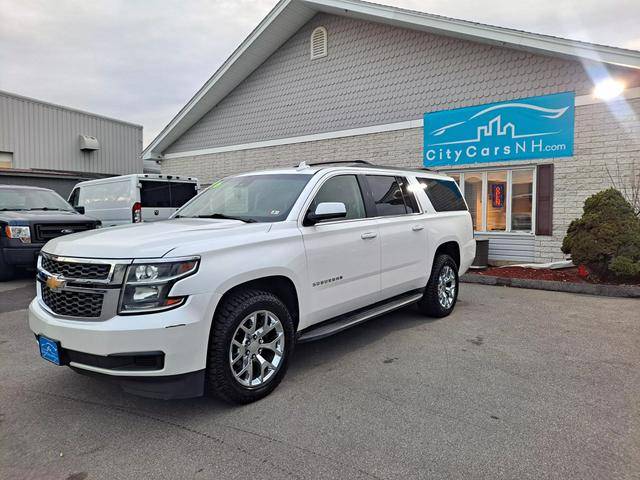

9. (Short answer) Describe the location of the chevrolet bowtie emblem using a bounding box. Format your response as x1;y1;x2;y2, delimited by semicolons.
46;275;66;292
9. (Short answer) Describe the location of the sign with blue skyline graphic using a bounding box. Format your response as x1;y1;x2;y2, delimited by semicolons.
423;92;574;167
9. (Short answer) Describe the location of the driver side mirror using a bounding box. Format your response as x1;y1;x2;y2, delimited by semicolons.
304;202;347;226
74;206;85;214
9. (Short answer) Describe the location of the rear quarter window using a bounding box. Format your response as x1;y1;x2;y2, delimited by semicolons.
417;178;468;212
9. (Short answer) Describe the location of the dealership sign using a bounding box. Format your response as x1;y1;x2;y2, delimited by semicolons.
423;92;574;167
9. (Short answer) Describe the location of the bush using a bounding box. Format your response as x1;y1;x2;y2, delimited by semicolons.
562;188;640;282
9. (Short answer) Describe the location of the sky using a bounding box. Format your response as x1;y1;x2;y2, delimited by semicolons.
1;0;639;147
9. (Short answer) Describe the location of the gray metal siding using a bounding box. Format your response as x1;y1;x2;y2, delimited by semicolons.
477;234;536;263
0;173;86;198
0;91;142;175
165;12;631;154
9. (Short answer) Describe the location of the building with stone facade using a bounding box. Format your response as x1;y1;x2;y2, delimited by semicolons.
143;0;640;264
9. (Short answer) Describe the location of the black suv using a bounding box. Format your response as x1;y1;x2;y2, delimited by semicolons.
0;185;100;281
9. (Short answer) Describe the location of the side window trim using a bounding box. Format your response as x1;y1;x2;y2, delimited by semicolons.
356;174;377;218
395;176;421;214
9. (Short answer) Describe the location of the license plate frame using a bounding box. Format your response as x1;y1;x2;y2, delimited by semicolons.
38;335;62;366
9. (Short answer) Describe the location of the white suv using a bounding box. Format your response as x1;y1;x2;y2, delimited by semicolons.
29;162;475;403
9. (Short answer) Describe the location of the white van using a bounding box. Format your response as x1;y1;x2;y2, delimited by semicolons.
68;174;199;227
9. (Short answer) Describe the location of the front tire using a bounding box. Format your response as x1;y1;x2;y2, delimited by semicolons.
417;254;459;318
206;289;294;404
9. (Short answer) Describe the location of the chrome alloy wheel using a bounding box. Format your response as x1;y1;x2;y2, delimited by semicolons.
437;265;456;309
229;310;285;388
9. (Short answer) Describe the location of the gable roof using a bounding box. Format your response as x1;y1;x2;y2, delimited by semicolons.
143;0;640;159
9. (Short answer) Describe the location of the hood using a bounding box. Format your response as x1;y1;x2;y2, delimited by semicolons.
42;218;271;259
0;210;92;223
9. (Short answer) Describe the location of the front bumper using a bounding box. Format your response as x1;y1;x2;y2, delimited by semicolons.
2;245;44;267
28;292;220;397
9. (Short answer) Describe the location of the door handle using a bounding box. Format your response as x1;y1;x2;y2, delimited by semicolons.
411;224;424;231
361;232;377;240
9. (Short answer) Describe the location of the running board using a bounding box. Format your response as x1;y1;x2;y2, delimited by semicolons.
297;291;423;343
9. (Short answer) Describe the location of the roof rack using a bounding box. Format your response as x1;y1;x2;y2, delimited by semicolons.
306;160;374;167
296;160;433;173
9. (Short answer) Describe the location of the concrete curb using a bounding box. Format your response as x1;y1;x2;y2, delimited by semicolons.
461;273;640;298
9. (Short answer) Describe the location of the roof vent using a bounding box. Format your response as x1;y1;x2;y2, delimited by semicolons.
79;135;100;151
310;26;327;60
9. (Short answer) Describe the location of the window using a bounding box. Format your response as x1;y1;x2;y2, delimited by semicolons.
310;26;328;59
176;174;312;223
79;181;132;209
512;170;533;231
0;187;74;212
446;168;535;233
464;173;483;231
417;178;467;212
367;175;411;216
486;171;507;231
141;181;171;208
309;175;366;220
68;188;79;207
168;182;198;208
140;181;198;208
0;152;12;169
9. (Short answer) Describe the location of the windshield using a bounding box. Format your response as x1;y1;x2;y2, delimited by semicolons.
0;188;75;212
175;174;313;223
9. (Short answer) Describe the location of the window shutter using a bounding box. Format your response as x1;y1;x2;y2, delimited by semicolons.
535;164;554;236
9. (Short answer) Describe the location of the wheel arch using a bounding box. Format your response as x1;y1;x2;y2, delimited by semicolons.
214;275;300;331
434;240;461;270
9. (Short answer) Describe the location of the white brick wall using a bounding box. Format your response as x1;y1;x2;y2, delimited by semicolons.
162;97;640;263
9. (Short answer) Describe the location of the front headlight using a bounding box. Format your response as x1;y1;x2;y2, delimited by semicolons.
5;225;31;243
119;258;199;314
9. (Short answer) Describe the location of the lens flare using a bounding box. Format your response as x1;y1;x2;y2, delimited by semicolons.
593;79;625;101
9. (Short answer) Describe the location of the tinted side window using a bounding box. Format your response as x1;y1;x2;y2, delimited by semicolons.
418;178;468;212
141;181;198;208
140;181;171;207
397;177;420;213
309;175;366;220
367;175;408;216
169;183;198;208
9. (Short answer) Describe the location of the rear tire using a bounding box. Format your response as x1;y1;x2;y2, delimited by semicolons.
206;289;294;404
0;253;15;282
417;254;459;318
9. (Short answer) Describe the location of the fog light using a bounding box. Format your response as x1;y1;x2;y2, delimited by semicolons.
593;79;625;101
133;286;159;301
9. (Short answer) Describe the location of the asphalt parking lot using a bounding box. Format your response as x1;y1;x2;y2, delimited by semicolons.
1;279;638;480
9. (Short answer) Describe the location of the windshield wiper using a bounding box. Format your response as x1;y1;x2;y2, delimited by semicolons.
28;207;68;211
0;208;27;211
190;213;257;223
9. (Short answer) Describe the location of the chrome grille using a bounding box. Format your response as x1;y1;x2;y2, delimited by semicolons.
41;256;111;280
37;255;130;320
41;285;104;318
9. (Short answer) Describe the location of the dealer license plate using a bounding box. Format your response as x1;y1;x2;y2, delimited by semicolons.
38;336;61;365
